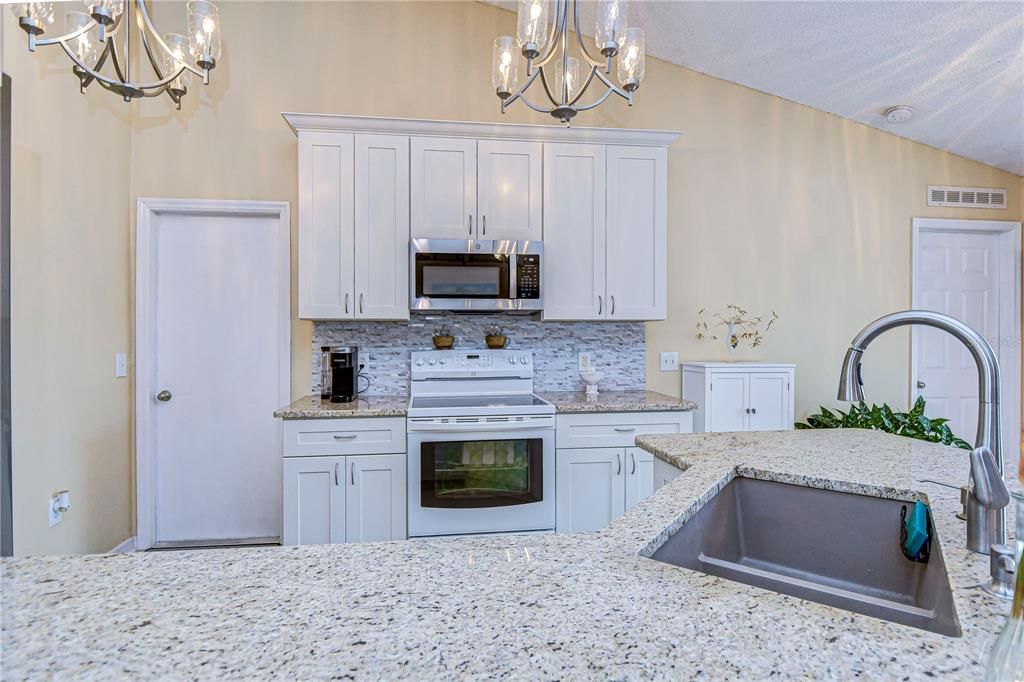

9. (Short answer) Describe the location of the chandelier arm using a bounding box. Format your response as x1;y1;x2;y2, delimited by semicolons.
34;21;100;48
73;39;115;90
516;92;559;115
500;68;542;112
571;85;617;112
106;36;129;83
571;0;608;69
55;38;189;93
537;66;560;108
136;0;206;78
567;65;600;107
533;0;569;70
592;67;632;102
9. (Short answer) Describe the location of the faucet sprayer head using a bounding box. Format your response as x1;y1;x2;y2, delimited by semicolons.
837;347;865;402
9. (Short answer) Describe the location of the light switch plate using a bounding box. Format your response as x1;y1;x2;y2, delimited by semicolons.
578;353;593;372
659;352;679;372
115;352;127;378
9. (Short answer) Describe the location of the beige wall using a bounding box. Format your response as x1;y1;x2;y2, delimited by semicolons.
6;1;1022;554
4;14;133;555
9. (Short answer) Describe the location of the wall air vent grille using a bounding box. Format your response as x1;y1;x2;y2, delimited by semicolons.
928;185;1007;209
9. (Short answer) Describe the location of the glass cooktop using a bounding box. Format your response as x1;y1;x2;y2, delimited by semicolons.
410;394;550;410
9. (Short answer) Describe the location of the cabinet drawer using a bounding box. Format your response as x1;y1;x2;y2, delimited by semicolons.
284;418;406;457
556;412;692;449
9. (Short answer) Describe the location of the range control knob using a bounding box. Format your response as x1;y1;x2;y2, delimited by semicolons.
508;357;517;365
415;358;425;367
428;359;436;366
520;355;529;365
439;359;447;365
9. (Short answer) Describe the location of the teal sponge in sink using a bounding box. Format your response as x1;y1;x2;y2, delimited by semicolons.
903;500;930;560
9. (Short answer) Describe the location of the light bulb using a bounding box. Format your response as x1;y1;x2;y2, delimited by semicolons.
596;0;629;56
491;37;519;98
516;0;550;56
65;11;99;66
551;56;580;104
617;27;645;91
162;33;193;93
186;0;221;68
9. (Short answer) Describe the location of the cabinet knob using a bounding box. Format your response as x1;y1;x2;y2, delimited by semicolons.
468;214;473;236
156;390;172;402
917;380;926;389
482;215;486;235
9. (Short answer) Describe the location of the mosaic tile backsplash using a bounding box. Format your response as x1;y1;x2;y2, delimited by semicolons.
312;313;646;395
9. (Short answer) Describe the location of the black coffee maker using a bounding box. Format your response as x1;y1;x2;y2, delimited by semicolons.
329;346;360;403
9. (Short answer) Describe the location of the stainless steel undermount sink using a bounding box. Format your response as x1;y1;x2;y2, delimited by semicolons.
650;477;961;637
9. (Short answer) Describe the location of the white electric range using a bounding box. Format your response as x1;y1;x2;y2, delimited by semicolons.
406;349;556;537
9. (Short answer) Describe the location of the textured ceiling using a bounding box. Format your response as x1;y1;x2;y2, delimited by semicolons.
485;1;1024;175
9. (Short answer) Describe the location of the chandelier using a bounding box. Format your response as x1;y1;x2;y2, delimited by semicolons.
10;1;221;109
492;0;646;124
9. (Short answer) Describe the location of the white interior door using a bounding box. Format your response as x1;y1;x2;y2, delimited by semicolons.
138;200;290;548
915;229;1002;444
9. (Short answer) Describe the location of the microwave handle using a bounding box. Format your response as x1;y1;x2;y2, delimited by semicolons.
510;251;518;300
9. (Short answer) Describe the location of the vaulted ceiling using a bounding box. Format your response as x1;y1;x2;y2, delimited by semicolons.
486;1;1024;175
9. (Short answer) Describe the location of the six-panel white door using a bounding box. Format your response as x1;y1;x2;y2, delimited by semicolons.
477;140;543;241
624;447;654;511
605;145;667;320
542;143;606;320
410;137;477;239
283;456;346;546
748;373;791;430
345;454;407;543
709;374;749;432
354;134;409;320
298;131;354;319
556;448;626;533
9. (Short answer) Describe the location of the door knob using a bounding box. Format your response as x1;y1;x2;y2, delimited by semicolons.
156;390;172;402
916;380;926;389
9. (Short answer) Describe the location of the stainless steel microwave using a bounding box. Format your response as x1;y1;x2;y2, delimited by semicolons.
410;239;543;311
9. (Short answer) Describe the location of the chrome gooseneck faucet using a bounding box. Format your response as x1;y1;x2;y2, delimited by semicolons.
838;310;1009;556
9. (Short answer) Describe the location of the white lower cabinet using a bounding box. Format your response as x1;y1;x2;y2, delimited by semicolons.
283;418;406;546
555;411;691;533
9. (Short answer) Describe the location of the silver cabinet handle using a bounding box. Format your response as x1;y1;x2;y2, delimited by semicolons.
359;293;364;314
751;408;757;414
482;215;486;235
345;292;349;314
597;295;602;315
917;380;926;389
610;295;616;315
745;408;750;414
333;434;358;440
630;452;637;475
614;427;636;433
616;453;622;476
468;214;473;236
350;461;356;486
334;462;340;486
156;390;172;402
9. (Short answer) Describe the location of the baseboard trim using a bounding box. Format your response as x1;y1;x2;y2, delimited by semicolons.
108;536;136;554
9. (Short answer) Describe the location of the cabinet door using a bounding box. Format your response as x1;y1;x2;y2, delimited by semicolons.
541;143;606;320
624;447;655;511
298;132;354;319
477;140;543;241
556;448;626;533
345;454;407;543
410;137;476;239
748;372;791;431
354;134;410;320
708;373;749;432
605;145;667;320
283;456;346;546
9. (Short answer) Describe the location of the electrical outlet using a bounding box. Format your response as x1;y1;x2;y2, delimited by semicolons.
48;497;62;527
577;353;593;372
659;352;679;372
115;352;127;378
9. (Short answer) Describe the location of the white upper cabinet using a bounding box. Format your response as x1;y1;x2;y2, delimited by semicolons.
410;137;477;239
605;145;667;320
354;134;410;320
542;143;606;320
298;131;354;320
477;140;543;241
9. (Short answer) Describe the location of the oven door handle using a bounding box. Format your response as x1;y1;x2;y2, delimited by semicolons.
406;419;554;433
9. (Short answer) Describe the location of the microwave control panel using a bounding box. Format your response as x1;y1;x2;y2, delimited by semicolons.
516;255;541;299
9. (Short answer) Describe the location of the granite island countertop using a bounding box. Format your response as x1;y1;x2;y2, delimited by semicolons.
3;430;1019;679
275;390;695;419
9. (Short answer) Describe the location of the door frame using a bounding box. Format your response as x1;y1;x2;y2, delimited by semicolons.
135;198;290;550
910;217;1021;461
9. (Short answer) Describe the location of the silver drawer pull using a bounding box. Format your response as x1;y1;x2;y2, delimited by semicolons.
333;434;358;440
614;427;636;433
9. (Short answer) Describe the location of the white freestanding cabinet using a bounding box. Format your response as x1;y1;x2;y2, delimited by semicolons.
282;417;407;546
297;131;409;320
682;362;796;433
555;411;692;534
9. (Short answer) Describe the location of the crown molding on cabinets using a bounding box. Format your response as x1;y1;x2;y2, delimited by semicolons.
282;113;682;148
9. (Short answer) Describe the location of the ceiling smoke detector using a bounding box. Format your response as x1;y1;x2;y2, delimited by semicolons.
884;105;914;124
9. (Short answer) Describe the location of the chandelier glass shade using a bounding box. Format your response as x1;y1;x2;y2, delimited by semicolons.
492;0;646;124
10;0;220;109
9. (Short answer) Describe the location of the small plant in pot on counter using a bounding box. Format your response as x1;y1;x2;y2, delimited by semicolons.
484;325;508;349
432;326;456;350
796;396;971;450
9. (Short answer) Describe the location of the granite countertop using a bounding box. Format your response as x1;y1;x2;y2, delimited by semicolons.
3;430;1019;679
538;389;696;413
275;390;696;419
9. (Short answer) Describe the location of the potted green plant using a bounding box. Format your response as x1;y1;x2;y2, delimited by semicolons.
484;324;508;349
432;326;455;350
796;397;971;449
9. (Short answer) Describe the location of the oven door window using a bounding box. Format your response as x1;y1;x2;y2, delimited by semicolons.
415;253;510;299
421;438;543;508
